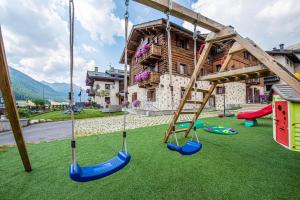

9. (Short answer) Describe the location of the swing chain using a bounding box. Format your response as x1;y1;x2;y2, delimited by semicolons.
122;0;130;154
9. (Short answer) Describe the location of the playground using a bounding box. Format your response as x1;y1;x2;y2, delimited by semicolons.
1;117;300;199
1;0;300;199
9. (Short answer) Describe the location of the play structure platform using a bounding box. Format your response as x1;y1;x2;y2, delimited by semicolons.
237;104;272;127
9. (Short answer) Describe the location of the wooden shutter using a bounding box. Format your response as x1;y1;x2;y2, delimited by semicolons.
176;62;180;74
186;39;190;49
147;90;151;101
187;64;192;76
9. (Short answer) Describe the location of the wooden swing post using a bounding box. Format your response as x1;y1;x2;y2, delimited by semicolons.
0;27;32;172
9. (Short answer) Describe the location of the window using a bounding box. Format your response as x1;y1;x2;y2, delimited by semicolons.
105;84;110;90
200;68;204;76
95;84;100;90
231;65;235;70
105;97;111;104
216;86;225;94
181;87;191;100
178;63;186;75
176;36;189;49
132;92;137;102
216;64;222;72
147;89;156;102
244;52;250;60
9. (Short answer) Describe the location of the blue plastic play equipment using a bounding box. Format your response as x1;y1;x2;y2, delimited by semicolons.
167;140;202;155
244;120;258;127
70;151;131;182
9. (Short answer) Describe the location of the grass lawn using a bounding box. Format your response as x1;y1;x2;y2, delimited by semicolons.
29;108;123;121
0;117;300;199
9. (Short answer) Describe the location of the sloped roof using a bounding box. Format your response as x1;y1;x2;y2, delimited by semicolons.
266;49;300;63
272;84;300;102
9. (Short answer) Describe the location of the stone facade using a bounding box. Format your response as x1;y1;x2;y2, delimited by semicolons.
92;80;120;106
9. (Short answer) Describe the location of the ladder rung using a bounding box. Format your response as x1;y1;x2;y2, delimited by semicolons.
186;100;202;104
175;128;188;133
180;111;196;114
191;88;209;93
175;120;192;124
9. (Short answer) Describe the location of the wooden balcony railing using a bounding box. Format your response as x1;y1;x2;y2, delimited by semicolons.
137;44;162;65
138;72;160;88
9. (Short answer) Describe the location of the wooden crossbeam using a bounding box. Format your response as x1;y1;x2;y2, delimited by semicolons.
199;65;268;82
0;27;32;172
205;27;236;43
234;35;300;94
132;0;225;32
228;42;244;55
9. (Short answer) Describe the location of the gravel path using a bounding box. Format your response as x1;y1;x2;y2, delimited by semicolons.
0;112;219;145
75;112;218;136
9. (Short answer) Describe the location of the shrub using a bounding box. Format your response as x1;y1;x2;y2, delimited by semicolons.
18;108;32;118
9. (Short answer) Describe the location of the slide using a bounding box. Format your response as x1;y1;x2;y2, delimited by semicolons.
237;104;272;121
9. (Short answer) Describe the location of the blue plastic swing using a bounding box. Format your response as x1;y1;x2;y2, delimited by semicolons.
69;151;131;182
167;141;202;155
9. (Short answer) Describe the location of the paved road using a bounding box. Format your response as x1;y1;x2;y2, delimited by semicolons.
0;120;72;145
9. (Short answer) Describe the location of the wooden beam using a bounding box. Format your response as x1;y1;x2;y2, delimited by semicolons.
228;42;244;55
234;35;300;94
205;27;236;43
199;65;268;81
132;0;225;32
0;27;32;172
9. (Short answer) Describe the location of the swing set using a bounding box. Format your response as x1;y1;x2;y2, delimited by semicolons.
0;0;300;182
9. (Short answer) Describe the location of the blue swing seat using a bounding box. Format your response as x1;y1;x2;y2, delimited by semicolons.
167;140;202;155
70;150;131;182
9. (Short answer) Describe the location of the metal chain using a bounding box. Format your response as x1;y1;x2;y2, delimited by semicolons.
122;0;130;154
69;0;76;170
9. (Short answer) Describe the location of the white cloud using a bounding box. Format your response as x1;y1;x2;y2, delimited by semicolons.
183;0;300;49
75;0;133;45
82;44;98;53
0;0;130;87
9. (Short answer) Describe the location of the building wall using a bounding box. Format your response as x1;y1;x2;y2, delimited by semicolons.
129;74;215;111
92;80;120;106
273;55;295;73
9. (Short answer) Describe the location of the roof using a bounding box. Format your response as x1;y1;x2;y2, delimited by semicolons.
266;49;300;63
272;84;300;102
119;18;206;64
86;67;126;86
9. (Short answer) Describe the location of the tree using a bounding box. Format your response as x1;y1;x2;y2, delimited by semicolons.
33;98;46;106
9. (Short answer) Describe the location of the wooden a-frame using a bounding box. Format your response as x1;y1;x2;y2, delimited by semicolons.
0;27;32;172
132;0;300;142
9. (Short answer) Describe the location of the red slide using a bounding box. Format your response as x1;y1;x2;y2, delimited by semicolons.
237;104;272;121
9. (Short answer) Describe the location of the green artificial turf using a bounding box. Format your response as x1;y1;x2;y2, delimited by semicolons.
29;109;123;121
0;117;300;199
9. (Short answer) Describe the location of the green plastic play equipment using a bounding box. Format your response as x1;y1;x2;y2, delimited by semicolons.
204;126;238;135
176;119;204;129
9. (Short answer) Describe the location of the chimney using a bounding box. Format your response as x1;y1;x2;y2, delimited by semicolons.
94;66;98;72
279;44;284;51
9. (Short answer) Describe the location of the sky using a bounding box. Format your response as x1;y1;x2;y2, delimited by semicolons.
0;0;299;88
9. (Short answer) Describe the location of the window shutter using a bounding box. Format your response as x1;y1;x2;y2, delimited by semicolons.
147;91;150;101
184;64;188;75
186;39;190;49
187;65;192;76
176;62;180;74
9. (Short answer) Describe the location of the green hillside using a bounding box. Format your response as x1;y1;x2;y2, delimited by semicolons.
8;67;68;102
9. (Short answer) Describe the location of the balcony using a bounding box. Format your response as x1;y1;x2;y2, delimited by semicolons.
264;75;280;84
138;72;160;88
245;77;260;85
137;44;162;65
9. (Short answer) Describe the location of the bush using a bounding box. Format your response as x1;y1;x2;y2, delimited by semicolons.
18;108;32;118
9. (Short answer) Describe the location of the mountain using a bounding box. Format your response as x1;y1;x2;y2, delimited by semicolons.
7;67;69;102
41;81;82;102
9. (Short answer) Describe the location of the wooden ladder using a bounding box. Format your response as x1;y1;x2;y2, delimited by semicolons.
163;38;235;142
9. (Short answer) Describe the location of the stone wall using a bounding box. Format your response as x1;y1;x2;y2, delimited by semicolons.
128;74;210;111
215;82;246;110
